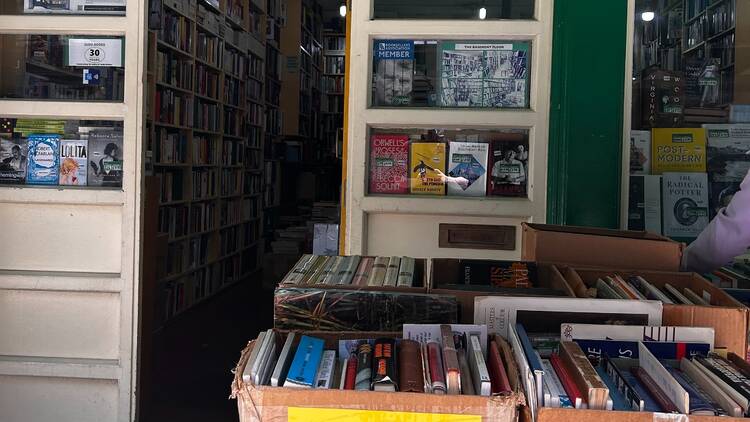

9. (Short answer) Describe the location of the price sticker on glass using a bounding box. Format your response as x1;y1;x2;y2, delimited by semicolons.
66;38;123;67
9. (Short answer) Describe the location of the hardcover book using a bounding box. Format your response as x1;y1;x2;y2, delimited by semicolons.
446;141;488;196
439;324;461;395
27;134;60;185
59;139;88;186
398;339;424;393
651;128;706;174
369;134;409;194
409;142;446;195
662;172;709;238
559;341;610;410
630;130;651;175
455;260;536;288
284;335;324;388
0;137;28;184
88;129;123;187
488;138;528;197
371;338;398;392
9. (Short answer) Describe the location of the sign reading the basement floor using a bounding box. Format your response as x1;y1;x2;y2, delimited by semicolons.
67;38;123;67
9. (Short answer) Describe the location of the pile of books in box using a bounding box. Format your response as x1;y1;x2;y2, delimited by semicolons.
281;254;418;287
592;273;714;305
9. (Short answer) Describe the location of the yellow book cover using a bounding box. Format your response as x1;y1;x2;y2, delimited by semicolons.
651;128;706;174
410;143;446;195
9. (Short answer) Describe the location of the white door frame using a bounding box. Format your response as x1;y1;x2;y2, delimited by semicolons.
0;6;145;422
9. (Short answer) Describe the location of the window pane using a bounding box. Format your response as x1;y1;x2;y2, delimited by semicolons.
368;128;529;198
371;39;530;109
0;118;123;187
628;0;750;238
0;34;125;101
0;0;125;15
372;0;534;20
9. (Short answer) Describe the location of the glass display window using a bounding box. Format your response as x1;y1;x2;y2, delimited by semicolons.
372;0;534;20
0;117;124;187
0;0;125;15
367;127;530;199
371;39;531;109
0;34;125;101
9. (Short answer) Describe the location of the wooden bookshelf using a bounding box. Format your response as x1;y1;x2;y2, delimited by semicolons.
145;0;266;329
279;0;324;153
322;30;345;159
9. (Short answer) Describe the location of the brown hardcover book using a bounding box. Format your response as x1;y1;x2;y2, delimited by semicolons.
494;336;520;393
558;341;610;410
488;339;512;396
440;324;462;395
398;339;424;393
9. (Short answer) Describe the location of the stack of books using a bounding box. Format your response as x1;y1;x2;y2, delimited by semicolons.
280;254;419;288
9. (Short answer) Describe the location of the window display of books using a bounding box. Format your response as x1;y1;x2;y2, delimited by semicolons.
371;39;530;109
367;128;529;199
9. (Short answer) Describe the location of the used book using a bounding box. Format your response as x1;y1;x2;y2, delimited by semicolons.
369;134;409;194
410;142;446;195
27;134;60;185
59;139;88;186
0;137;28;184
88;129;123;187
446;141;488;197
662;172;709;238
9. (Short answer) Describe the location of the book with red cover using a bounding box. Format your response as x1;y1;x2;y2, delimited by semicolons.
344;355;357;390
427;341;447;394
369;134;409;194
440;324;462;395
488;339;512;396
632;366;678;412
550;353;585;408
398;339;424;393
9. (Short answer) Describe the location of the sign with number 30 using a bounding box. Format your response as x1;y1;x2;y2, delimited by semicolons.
67;38;123;67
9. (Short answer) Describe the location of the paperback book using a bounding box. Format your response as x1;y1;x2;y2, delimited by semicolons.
369;134;409;194
27;134;60;185
446;141;488;197
59;139;88;186
630;130;651;175
662;172;709;238
88;129;123;187
705;124;750;217
372;40;414;107
488;138;528;197
409;142;446;195
0;138;28;183
627;175;662;233
651;128;706;174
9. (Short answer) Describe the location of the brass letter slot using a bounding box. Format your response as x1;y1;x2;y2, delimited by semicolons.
438;224;516;251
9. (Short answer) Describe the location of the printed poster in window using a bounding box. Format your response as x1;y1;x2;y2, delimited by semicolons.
440;41;529;108
372;40;414;106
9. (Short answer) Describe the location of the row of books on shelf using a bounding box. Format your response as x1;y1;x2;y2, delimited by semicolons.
242;317;750;418
322;75;344;94
281;255;419;288
160;8;193;53
324;34;345;52
324;55;345;74
0;132;123;187
369;135;529;197
196;64;220;98
587;273;715;305
156;50;193;90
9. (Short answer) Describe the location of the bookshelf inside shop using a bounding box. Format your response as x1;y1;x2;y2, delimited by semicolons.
145;0;267;328
322;30;346;158
263;0;283;248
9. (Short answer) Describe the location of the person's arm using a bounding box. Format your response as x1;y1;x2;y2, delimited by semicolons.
683;170;750;273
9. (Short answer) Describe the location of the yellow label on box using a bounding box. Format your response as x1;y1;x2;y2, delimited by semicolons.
651;127;706;174
288;407;482;422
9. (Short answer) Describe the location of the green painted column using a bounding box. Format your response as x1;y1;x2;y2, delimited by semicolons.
547;0;629;228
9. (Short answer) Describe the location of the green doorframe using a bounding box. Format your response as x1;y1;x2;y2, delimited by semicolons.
547;0;630;228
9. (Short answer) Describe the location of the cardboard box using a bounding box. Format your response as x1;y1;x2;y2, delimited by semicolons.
231;332;519;422
521;223;684;271
429;259;576;323
563;267;749;357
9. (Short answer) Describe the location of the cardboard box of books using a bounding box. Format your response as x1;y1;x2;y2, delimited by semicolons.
429;259;577;323
561;267;749;358
231;329;520;422
521;223;684;272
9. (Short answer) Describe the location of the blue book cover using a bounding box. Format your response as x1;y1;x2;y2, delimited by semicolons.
575;339;710;364
610;357;662;412
27;134;60;185
516;323;544;405
284;335;324;388
595;365;630;411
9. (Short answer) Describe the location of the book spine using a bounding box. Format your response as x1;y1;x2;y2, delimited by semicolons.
427;341;447;394
314;350;336;389
351;257;374;286
383;256;401;287
397;257;416;287
696;356;750;401
550;353;585;409
372;338;398;391
398;339;424;393
367;257;388;286
343;355;357;390
440;324;461;395
337;255;361;285
285;335;324;388
354;343;373;391
469;335;491;396
488;338;512;396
